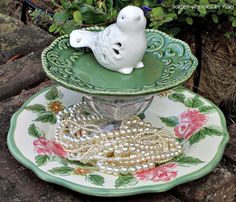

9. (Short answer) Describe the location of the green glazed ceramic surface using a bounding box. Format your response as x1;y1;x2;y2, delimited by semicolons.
7;86;229;197
42;27;198;96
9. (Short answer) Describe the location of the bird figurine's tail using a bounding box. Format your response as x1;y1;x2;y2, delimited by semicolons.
70;30;97;49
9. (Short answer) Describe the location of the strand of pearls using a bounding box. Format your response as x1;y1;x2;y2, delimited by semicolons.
54;103;183;175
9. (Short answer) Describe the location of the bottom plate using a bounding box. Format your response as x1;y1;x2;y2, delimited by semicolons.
7;86;229;197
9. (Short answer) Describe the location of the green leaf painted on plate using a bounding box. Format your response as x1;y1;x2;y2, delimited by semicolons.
115;175;138;188
138;112;145;120
189;126;223;145
85;174;105;186
168;93;186;103
185;95;204;108
189;128;206;145
176;155;204;165
160;116;179;127
35;112;57;124
25;104;46;114
176;138;185;144
48;166;74;175
53;156;68;166
45;87;60;101
204;126;223;136
28;123;44;138
35;155;49;166
67;160;98;171
198;105;216;113
174;86;185;92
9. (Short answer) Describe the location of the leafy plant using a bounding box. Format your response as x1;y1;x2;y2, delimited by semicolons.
30;8;53;28
28;0;236;35
48;0;117;34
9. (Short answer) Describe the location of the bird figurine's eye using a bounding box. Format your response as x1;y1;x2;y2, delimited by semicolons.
121;16;125;19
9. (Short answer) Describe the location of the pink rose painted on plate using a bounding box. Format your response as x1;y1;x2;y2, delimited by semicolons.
174;109;207;139
135;163;177;182
33;137;67;158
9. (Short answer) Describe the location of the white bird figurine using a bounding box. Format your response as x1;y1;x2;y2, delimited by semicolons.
70;6;147;74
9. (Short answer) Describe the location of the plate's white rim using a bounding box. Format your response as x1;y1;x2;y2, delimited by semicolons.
7;86;229;197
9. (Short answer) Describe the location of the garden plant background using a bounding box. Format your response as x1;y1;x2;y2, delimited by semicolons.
23;0;236;36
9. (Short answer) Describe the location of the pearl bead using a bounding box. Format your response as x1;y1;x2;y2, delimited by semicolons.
99;165;105;170
138;128;144;132
130;160;135;164
142;164;149;169
132;128;137;132
120;130;126;134
113;167;119;173
175;152;179;155
130;147;136;151
126;120;131;124
107;132;113;137
126;129;131;133
178;149;182;153
148;162;155;167
106;166;113;173
136;165;142;170
114;131;119;136
129;167;136;173
121;167;128;174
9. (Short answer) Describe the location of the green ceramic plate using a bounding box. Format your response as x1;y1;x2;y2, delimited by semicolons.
42;27;198;96
7;86;228;197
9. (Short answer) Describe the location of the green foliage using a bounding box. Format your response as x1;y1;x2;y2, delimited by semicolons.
184;95;204;108
175;155;204;165
198;105;216;113
189;125;223;145
168;93;186;103
85;174;105;186
48;166;74;175
160;116;179;127
47;0;117;34
35;111;57;124
35;155;50;166
30;9;53;28
25;104;46;114
28;123;44;138
31;0;236;35
45;87;61;100
137;112;145;120
115;175;138;188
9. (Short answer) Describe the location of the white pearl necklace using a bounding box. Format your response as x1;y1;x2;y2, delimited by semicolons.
54;102;183;175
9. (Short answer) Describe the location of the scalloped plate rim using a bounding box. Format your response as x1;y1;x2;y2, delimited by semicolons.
7;86;229;197
41;28;198;96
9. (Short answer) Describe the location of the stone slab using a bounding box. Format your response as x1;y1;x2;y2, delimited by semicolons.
0;51;46;101
0;13;54;65
175;164;236;202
